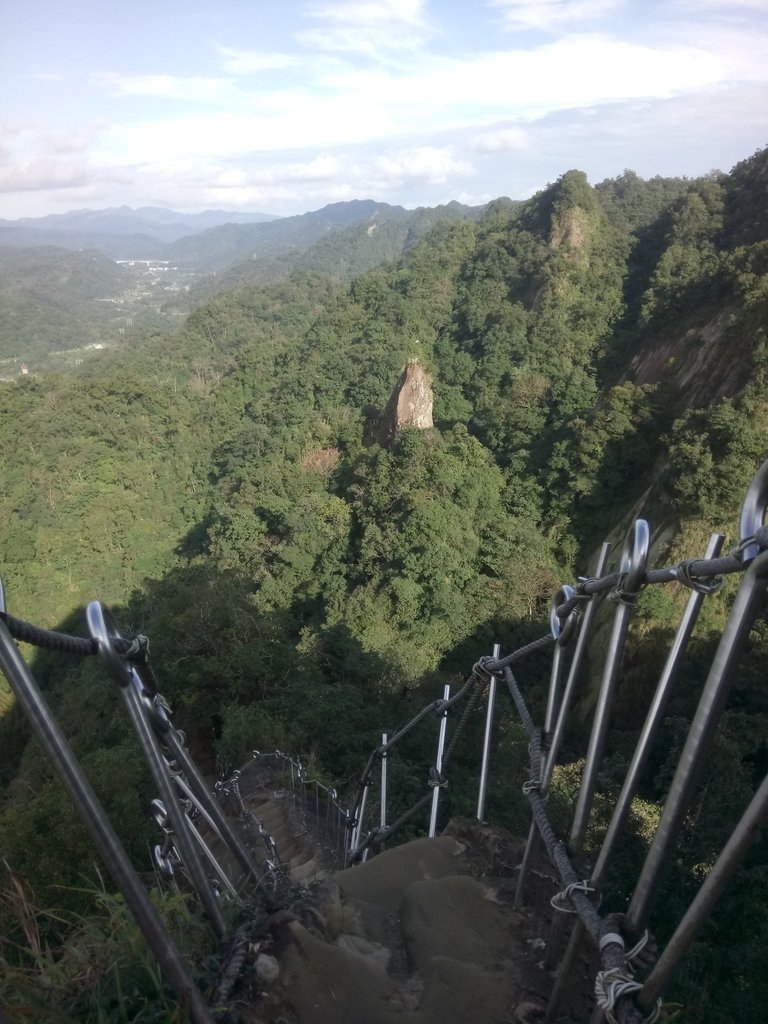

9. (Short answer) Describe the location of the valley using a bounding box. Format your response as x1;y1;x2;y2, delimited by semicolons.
1;148;768;1022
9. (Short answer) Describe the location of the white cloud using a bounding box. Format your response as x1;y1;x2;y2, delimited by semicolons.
82;30;756;182
307;0;426;28
299;0;430;56
216;47;299;75
0;157;88;193
471;126;530;152
373;145;473;184
671;0;768;12
2;0;767;218
211;155;343;189
93;72;237;104
489;0;623;31
0;121;108;196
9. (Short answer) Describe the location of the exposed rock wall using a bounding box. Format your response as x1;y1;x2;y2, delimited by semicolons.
378;360;434;447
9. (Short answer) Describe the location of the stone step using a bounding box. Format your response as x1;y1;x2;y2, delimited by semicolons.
247;821;600;1023
290;857;323;883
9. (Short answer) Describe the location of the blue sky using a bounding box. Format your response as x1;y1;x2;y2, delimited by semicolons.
1;0;767;217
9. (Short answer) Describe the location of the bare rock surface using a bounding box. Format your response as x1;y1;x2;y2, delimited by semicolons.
378;359;434;446
221;768;595;1023
234;829;594;1022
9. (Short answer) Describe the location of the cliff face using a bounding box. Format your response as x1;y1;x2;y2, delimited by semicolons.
378;360;434;447
629;303;752;407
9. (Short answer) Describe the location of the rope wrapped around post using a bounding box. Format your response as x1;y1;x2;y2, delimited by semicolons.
503;665;659;1024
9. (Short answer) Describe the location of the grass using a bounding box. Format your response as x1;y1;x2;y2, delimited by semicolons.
0;861;217;1023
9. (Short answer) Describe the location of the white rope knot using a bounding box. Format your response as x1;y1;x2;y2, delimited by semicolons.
550;879;597;913
595;966;662;1024
625;929;654;971
595;967;643;1023
522;777;541;795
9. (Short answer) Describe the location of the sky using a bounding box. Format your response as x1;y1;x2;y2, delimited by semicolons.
1;0;767;219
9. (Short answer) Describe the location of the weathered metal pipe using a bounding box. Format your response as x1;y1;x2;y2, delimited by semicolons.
591;532;725;892
639;769;768;1010
515;602;572;908
570;520;649;851
380;732;388;830
543;544;611;794
163;726;259;885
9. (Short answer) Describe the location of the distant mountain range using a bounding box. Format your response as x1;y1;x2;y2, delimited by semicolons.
0;205;278;256
0;198;489;367
0;199;488;276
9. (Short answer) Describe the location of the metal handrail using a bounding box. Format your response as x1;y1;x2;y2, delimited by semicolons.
3;457;768;1024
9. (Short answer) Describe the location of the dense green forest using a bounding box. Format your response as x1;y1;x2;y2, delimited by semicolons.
0;247;145;363
1;148;768;1022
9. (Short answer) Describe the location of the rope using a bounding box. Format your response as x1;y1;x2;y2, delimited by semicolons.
0;611;155;665
0;611;97;656
504;667;659;1024
482;632;555;674
553;528;768;620
609;571;645;607
441;672;484;770
594;970;654;1024
551;879;599;914
213;924;250;1006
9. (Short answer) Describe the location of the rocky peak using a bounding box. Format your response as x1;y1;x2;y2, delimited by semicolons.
378;360;434;447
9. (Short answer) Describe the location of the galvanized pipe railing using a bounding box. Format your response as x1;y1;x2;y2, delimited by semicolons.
87;602;227;938
476;643;501;822
4;456;768;1024
626;547;768;935
546;533;724;1019
638;767;768;1012
228;750;353;865
0;607;214;1024
571;519;650;851
346;641;518;861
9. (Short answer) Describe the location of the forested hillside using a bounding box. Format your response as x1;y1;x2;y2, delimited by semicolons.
0;248;145;364
0;200;483;373
1;147;768;1022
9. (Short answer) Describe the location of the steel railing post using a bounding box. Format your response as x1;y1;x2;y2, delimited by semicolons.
0;619;214;1024
548;536;720;1024
516;587;576;908
428;685;451;837
381;733;388;830
639;769;768;1011
352;780;370;851
477;643;500;822
162;728;259;884
545;530;645;1012
591;532;725;892
87;603;227;938
570;520;649;851
626;549;768;933
543;545;611;792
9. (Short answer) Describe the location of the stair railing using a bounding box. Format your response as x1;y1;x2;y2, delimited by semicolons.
4;458;768;1023
341;456;768;1024
220;749;353;866
0;585;216;1024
